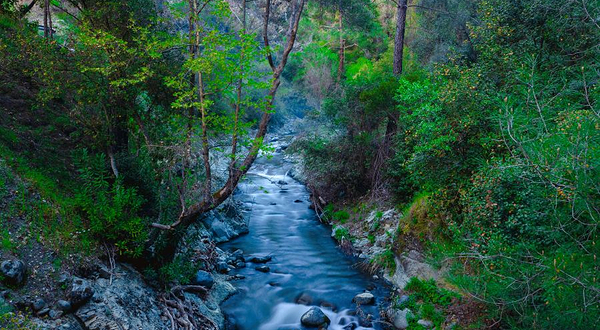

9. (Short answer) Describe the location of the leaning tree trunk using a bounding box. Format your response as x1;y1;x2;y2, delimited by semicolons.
150;0;306;265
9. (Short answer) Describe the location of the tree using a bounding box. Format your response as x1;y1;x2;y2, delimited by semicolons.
150;0;307;262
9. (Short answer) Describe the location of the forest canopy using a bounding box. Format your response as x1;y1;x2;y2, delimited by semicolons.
0;0;598;329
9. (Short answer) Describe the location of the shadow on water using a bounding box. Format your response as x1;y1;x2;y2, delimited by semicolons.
220;144;391;330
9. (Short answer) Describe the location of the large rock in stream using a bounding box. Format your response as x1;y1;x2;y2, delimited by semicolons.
352;292;375;305
301;307;330;328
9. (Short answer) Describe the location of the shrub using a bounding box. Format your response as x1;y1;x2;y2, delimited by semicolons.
73;150;148;257
333;226;352;241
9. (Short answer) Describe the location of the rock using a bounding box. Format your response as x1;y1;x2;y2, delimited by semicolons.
68;277;94;308
0;260;26;286
36;308;50;316
300;307;330;328
235;261;245;268
384;250;438;290
57;300;72;312
391;309;410;329
358;313;373;327
320;300;337;312
270;202;277;205
74;264;169;330
294;199;303;203
417;319;434;328
32;298;46;311
193;270;215;289
277;180;288;185
57;273;70;286
197;204;249;244
248;255;272;263
352;292;375;305
255;266;270;273
216;262;229;274
295;292;313;305
49;309;63;319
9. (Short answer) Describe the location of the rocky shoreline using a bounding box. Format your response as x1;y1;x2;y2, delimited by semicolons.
1;126;441;330
0;198;250;330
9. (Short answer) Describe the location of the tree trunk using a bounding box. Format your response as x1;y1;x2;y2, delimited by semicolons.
371;0;408;194
150;0;306;264
386;0;407;139
231;0;247;178
393;0;407;76
337;7;345;84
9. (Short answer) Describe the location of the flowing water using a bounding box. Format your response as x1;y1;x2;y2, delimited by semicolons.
220;137;389;330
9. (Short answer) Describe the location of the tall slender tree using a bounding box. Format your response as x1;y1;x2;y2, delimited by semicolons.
151;0;307;262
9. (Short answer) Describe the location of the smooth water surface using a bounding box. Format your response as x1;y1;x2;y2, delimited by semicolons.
221;142;388;330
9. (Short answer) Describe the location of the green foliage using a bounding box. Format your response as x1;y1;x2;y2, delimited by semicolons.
157;255;198;286
332;210;350;224
371;248;396;275
404;278;459;307
395;278;460;328
333;226;352;241
73;150;147;257
0;305;38;330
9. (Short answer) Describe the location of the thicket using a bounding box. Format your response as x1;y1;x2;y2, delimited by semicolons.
0;0;305;270
294;0;599;328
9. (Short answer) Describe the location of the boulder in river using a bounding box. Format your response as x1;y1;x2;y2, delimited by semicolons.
255;265;270;273
248;255;272;263
295;292;313;305
0;259;26;286
301;307;330;328
216;261;230;274
352;292;375;305
193;270;214;289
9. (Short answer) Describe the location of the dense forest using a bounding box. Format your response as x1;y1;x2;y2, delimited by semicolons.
0;0;598;329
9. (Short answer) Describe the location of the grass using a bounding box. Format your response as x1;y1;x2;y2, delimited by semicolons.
395;277;461;329
371;248;396;275
0;149;96;257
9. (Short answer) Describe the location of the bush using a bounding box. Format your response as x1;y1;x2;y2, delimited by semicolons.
73;150;148;257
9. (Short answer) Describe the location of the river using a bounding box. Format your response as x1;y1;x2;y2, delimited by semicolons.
220;135;389;330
